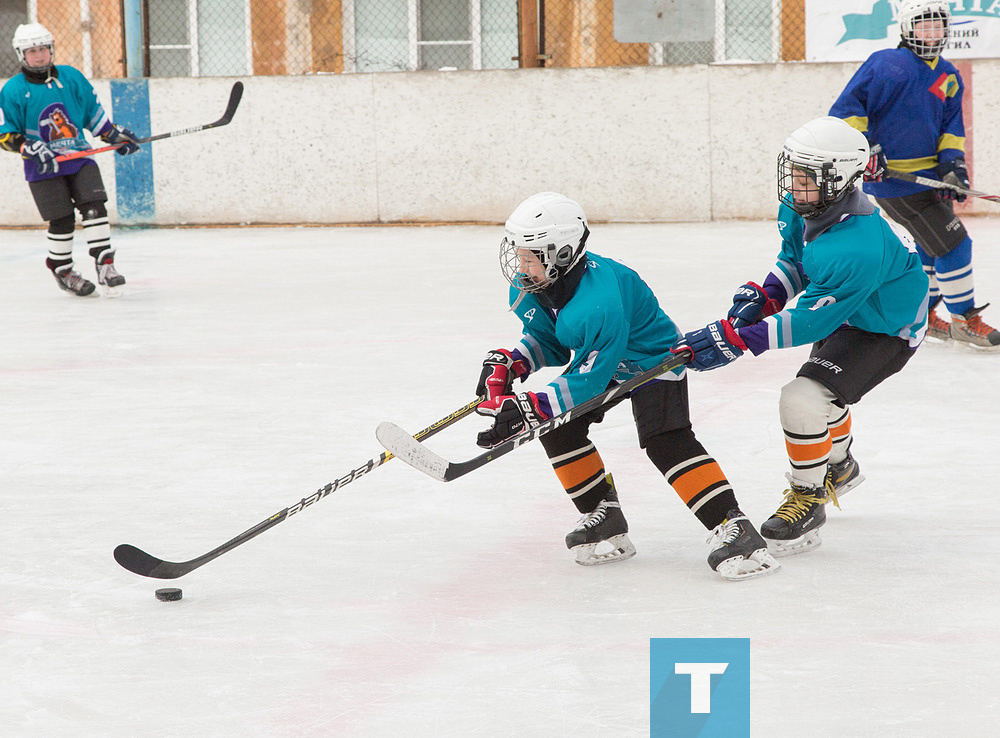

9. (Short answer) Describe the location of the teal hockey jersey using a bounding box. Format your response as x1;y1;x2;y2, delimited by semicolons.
508;252;683;416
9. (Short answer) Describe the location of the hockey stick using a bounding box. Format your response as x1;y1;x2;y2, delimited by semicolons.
113;396;481;579
376;349;693;482
55;81;244;163
886;169;1000;204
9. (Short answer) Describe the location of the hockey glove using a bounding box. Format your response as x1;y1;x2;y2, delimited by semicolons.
476;392;548;448
475;348;530;402
677;320;747;372
101;124;140;156
727;281;781;329
864;143;887;183
936;159;969;202
21;140;59;175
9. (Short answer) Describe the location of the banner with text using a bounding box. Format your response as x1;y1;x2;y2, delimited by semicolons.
806;0;1000;62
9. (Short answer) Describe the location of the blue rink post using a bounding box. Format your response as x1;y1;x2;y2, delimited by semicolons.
110;79;155;223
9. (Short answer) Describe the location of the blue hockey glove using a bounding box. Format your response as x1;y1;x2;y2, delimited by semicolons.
476;391;548;448
864;143;887;182
101;124;140;156
21;140;59;175
677;320;747;372
727;281;781;329
936;159;969;202
475;348;530;402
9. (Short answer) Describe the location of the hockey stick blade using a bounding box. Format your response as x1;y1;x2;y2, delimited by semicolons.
886;169;1000;204
378;349;692;482
55;81;244;163
113;396;480;579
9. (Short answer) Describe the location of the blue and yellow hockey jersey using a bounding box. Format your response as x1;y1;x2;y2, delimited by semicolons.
508;252;683;417
829;48;965;199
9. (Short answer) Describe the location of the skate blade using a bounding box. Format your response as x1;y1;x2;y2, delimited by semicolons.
572;534;636;566
715;549;781;581
765;530;822;558
98;284;125;298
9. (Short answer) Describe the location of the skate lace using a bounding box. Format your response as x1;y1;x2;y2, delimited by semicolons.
707;516;744;547
962;315;997;338
576;500;617;530
773;486;827;523
61;271;86;288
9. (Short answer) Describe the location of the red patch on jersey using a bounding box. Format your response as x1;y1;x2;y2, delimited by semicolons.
929;72;948;102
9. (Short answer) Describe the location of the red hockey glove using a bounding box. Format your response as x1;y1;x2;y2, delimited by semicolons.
475;348;530;401
864;144;887;183
476;392;548;448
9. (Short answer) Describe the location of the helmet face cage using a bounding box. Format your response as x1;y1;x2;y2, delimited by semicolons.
900;1;950;60
777;153;859;219
499;226;588;294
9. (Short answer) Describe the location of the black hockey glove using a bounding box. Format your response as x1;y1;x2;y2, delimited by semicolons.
475;348;530;402
21;139;59;175
936;159;969;202
476;392;548;449
101;123;140;156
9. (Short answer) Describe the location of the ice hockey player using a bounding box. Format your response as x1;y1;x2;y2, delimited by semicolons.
474;191;779;581
676;117;928;556
830;0;998;349
0;23;139;296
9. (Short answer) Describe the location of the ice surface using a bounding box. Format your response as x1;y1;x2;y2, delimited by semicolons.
1;218;998;736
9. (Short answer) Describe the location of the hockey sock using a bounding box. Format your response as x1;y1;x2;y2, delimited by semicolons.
540;427;612;514
935;236;974;316
918;248;942;308
81;202;113;263
827;406;853;466
644;427;738;531
46;213;75;271
779;377;836;488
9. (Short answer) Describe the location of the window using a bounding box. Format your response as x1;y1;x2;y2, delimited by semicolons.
146;0;251;77
0;0;28;78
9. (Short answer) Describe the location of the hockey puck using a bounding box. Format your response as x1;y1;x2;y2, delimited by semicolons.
154;587;183;602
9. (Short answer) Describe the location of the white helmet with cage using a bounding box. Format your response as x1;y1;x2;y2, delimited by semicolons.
898;0;950;60
500;192;590;293
777;116;870;219
12;23;55;73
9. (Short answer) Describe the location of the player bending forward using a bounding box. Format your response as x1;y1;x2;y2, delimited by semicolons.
677;117;928;556
474;192;779;581
0;23;139;296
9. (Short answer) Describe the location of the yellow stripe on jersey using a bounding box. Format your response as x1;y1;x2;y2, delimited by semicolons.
937;133;965;153
842;116;869;134
887;155;939;173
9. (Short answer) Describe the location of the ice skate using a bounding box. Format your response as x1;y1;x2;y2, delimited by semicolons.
825;452;864;498
96;256;126;296
925;307;951;342
760;477;830;557
950;305;1000;351
706;509;780;581
565;494;636;566
52;266;95;296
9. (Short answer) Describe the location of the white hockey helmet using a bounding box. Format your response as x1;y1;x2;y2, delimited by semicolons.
898;0;950;60
777;116;869;219
12;23;54;72
500;192;590;293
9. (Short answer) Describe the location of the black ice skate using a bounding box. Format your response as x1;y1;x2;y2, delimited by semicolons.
565;490;636;566
825;452;864;499
96;256;126;294
53;266;96;296
760;478;830;557
706;509;780;581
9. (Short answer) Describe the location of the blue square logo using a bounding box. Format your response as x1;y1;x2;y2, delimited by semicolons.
650;638;750;737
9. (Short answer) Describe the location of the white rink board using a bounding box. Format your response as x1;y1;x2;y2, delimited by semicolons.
1;60;999;226
0;219;998;735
